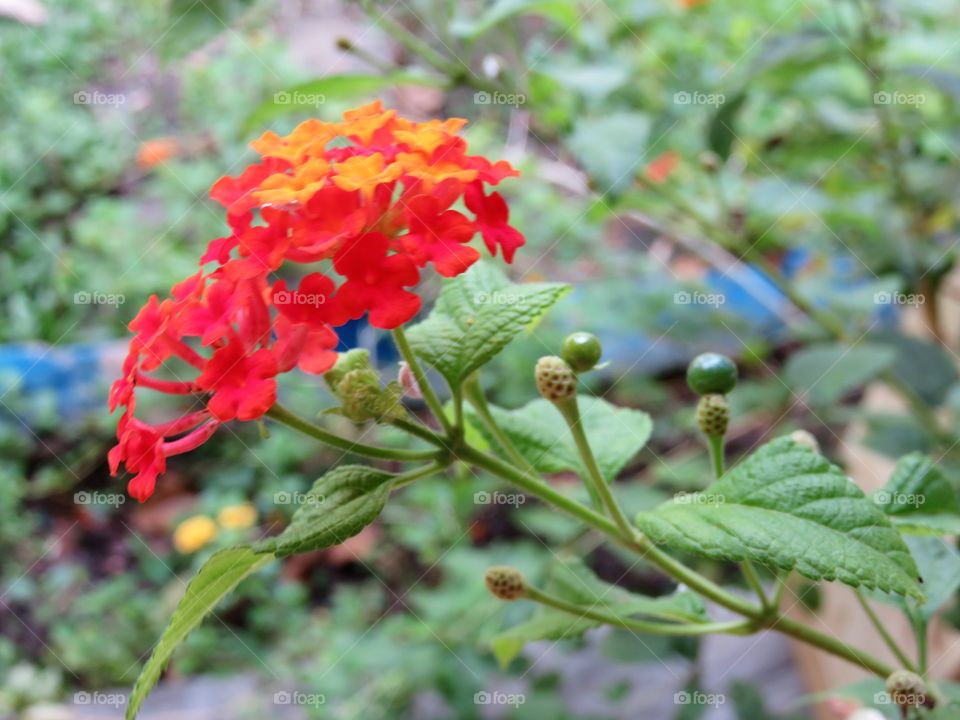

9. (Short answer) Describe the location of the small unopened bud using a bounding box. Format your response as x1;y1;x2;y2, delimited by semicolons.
398;362;422;399
324;350;405;423
535;356;576;403
697;394;729;438
789;430;820;454
484;566;527;601
885;670;930;708
336;37;353;51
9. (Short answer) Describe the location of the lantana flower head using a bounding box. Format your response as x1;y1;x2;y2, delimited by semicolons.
109;102;525;501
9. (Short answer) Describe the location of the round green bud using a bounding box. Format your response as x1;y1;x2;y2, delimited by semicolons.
484;566;527;601
535;356;576;403
561;332;602;373
686;352;738;396
696;394;729;438
885;670;928;707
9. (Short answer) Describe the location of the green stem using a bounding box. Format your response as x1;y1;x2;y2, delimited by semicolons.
391;417;448;447
556;397;634;540
391;461;449;490
914;613;929;676
525;585;754;637
741;562;770;610
266;404;439;462
463;375;536;474
392;327;453;435
707;434;725;479
854;588;916;671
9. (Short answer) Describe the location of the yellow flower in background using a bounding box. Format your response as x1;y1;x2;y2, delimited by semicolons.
217;503;258;530
173;515;218;554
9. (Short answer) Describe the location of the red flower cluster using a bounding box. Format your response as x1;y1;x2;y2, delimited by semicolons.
109;102;525;501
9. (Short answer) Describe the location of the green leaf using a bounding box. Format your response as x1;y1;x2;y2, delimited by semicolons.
468;395;652;482
875;332;958;406
567;113;651;193
157;0;258;60
707;92;747;162
126;547;274;720
255;465;396;556
783;342;896;407
245;72;442;128
635;438;924;600
451;0;579;40
491;557;706;667
874;453;960;535
405;262;570;387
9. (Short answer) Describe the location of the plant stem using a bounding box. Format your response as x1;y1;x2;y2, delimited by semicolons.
524;585;754;637
266;404;439;462
741;562;770;610
854;588;916;671
392;327;453;435
391;417;448;447
706;434;725;479
391;461;449;490
557;398;634;539
463;375;537;474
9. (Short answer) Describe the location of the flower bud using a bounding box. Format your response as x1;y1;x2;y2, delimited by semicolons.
324;350;405;423
686;352;738;396
535;356;576;403
885;670;929;708
696;394;729;438
561;332;602;373
484;566;527;601
789;430;820;454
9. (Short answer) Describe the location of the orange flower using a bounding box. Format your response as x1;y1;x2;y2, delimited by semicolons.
137;137;180;169
395;151;478;189
341;100;398;145
645;150;680;184
332;153;402;198
250;119;339;164
393;118;469;156
255;158;331;206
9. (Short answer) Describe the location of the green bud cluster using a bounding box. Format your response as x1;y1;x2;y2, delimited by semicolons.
696;394;729;438
324;349;406;423
535;356;577;402
484;566;527;601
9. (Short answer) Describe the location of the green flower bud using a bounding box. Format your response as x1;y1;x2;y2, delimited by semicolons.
686;352;738;396
696;393;729;438
885;670;929;708
484;566;527;601
535;356;577;403
324;350;406;423
561;332;602;373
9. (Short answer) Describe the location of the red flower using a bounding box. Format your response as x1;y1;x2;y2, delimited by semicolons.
195;338;279;421
331;233;421;329
464;182;525;262
400;194;479;277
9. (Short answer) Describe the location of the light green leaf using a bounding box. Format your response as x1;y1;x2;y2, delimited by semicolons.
491;557;706;667
783;342;896;407
126;547;274;719
245;72;442;128
567;113;651;193
874;453;960;535
469;395;652;482
635;438;924;600
255;465;395;556
451;0;578;40
406;263;570;387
